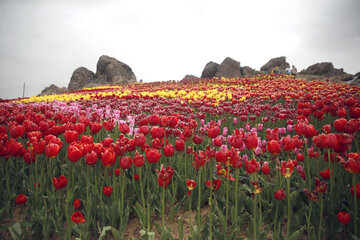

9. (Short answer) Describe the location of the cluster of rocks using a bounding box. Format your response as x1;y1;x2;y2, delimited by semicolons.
40;55;137;96
40;55;359;96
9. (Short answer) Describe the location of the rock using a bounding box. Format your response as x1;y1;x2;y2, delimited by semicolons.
68;67;95;91
95;55;136;84
260;56;290;73
241;66;259;76
182;74;199;80
300;62;341;76
201;61;219;78
300;62;354;82
215;57;241;78
39;84;67;96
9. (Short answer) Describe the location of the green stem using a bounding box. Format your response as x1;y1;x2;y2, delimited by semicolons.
225;164;229;233
139;167;146;231
162;183;165;228
286;177;291;240
209;158;213;240
306;201;313;240
234;168;239;236
197;167;201;227
274;200;279;240
253;193;257;240
353;174;358;237
189;191;192;229
317;194;324;240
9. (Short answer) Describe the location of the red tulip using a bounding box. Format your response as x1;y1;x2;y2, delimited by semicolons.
73;199;81;209
207;126;220;139
145;148;161;164
245;133;258;150
336;108;347;118
15;194;27;205
134;134;146;147
267;140;281;155
103;186;113;196
64;130;79;143
304;124;316;138
320;169;332;179
85;151;97;165
156;164;174;188
71;211;85;223
74;123;85;135
133;152;145;167
280;160;295;178
101;148;116;167
333;118;347;132
53;175;68;190
45;143;61;158
337;212;350;225
103;120;115;131
205;179;222;190
245;158;260;174
119;156;132;170
192;134;204;145
296;153;304;162
314;177;327;194
274;188;285;200
9;125;25;139
175;138;185;151
261;162;270;175
186;179;197;191
148;114;160;125
150;126;165;139
119;123;130;134
163;143;174;157
344;153;360;173
90;122;102;134
139;126;149;135
67;142;83;163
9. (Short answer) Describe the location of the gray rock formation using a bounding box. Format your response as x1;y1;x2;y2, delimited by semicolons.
39;84;67;96
182;74;199;80
201;61;219;78
68;67;95;91
300;62;343;76
241;66;259;76
215;57;241;78
260;56;290;73
95;55;136;84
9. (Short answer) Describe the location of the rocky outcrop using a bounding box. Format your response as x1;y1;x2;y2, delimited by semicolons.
215;57;241;78
68;67;95;91
300;62;354;82
39;84;67;96
241;66;259;76
95;55;136;84
182;75;199;81
301;62;344;76
201;61;219;78
260;56;290;73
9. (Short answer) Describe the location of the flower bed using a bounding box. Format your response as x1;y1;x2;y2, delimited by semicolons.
0;74;359;239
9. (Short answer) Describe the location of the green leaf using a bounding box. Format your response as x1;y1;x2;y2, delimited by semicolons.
8;223;22;240
177;217;184;240
133;202;146;228
98;226;121;240
169;202;181;221
289;228;303;240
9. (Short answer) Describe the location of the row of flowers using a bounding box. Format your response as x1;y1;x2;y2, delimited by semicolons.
1;74;359;239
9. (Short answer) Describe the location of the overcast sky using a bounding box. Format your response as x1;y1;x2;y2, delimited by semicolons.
1;0;359;99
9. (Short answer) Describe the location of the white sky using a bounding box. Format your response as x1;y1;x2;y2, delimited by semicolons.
0;0;359;99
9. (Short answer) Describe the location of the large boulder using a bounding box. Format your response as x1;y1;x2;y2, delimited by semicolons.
241;66;259;76
68;67;95;91
201;61;219;78
215;57;241;78
260;56;290;73
95;55;136;84
300;62;354;82
300;62;343;76
39;84;67;96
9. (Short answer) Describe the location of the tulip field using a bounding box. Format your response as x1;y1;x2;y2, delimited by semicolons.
1;74;360;240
